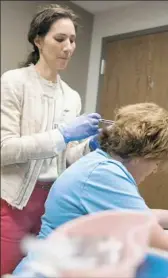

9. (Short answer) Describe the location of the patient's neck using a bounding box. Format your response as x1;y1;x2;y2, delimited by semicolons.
110;154;124;164
110;153;141;184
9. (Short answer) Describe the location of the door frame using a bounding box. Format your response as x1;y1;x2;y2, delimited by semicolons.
96;25;168;113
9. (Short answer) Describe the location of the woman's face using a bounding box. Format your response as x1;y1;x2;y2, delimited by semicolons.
35;18;76;70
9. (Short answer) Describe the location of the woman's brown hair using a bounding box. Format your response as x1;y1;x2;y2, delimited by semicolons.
20;4;79;67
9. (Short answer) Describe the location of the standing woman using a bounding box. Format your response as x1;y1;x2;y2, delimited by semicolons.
1;5;100;275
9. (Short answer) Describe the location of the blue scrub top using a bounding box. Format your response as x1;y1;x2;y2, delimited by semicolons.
14;149;149;275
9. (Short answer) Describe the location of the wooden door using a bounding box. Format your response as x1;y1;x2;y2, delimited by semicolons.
98;31;168;209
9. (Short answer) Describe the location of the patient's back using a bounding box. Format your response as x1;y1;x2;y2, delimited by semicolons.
38;149;148;239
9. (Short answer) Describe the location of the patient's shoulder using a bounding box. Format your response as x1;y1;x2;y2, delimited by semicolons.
90;158;137;187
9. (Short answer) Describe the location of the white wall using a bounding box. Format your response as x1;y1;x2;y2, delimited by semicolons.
1;1;36;73
85;1;168;113
1;1;93;110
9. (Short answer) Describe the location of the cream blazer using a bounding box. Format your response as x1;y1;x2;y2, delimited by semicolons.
1;65;90;209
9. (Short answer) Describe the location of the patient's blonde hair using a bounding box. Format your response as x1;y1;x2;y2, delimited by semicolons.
99;103;168;161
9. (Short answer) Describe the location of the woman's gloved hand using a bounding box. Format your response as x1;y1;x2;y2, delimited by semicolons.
89;129;102;151
59;113;101;143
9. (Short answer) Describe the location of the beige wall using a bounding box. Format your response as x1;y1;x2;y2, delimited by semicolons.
85;1;168;113
1;1;35;73
1;1;94;109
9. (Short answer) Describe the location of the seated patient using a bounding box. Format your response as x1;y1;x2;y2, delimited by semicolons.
14;102;168;274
